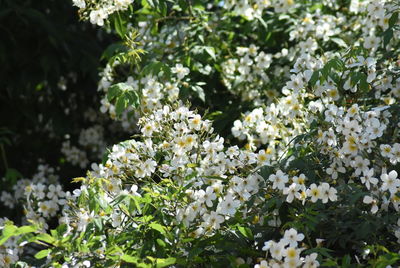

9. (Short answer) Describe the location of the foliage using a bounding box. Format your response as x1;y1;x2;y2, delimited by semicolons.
1;0;400;267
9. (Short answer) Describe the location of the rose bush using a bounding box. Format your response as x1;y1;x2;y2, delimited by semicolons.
1;0;400;267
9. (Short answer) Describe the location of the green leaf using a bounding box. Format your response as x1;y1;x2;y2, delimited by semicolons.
383;28;393;48
309;70;320;86
155;257;176;268
341;254;351;266
129;195;142;214
159;0;167;16
149;222;166;235
94;218;103;232
121;254;140;264
259;166;273;181
237;226;253;239
35;249;51;259
156;238;166;247
255;15;268;29
178;0;188;10
115;96;128;116
36;233;56;245
321;259;338;267
331;58;345;71
126;90;140;108
107;83;133;101
5;168;22;185
191;85;205;102
0;224;18;245
389;12;398;28
16;225;38;235
331;37;348;48
114;13;127;38
359;74;369;92
107;85;120;101
204;46;216;61
204;111;222;120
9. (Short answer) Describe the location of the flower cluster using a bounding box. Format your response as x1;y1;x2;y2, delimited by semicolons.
255;228;319;268
73;0;134;26
64;104;262;234
1;164;67;231
223;0;296;20
221;45;278;102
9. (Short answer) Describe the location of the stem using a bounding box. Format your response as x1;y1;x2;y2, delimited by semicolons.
155;16;194;23
0;144;8;171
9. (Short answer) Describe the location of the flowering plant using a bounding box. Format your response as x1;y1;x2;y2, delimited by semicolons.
2;0;400;267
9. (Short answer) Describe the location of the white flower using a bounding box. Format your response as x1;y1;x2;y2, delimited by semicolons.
380;144;392;158
360;168;378;190
307;184;321;203
257;149;273;166
203;186;217;207
262;240;272;251
111;211;123;228
282;228;305;248
0;192;14;209
72;0;86;9
89;10;107;26
141;159;157;177
142;122;156;136
363;195;378;214
189;114;202;130
171;64;190;80
77;210;94;232
269;241;285;261
269;170;289;190
319;183;337;203
254;260;269;268
351;156;370;176
33;183;46;199
303;253;319;268
202;211;224;229
283;183;301;203
381;170;400;194
217;194;240;216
